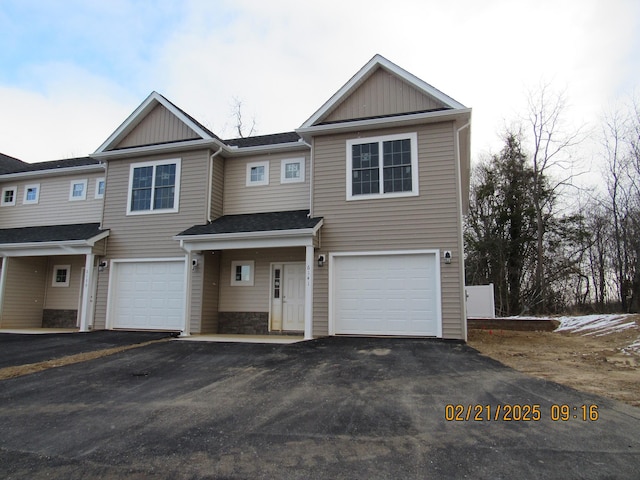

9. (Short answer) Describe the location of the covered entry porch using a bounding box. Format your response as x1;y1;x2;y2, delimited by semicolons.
0;223;109;331
176;210;323;340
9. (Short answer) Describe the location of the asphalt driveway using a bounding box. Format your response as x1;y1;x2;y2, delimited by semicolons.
0;331;175;369
0;336;639;479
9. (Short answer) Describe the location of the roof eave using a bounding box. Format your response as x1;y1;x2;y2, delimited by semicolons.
223;139;310;157
174;221;323;243
296;108;472;140
0;163;106;180
90;138;224;160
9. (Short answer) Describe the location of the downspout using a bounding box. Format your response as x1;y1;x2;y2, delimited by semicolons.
207;146;224;223
300;139;313;217
455;120;471;341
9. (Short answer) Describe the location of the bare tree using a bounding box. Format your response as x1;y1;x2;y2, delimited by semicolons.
231;97;257;138
526;83;585;312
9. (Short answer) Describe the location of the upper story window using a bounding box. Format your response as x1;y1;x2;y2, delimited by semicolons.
126;158;181;215
1;185;17;206
69;179;88;201
246;161;269;186
95;178;105;199
23;184;40;205
280;157;305;184
346;132;419;200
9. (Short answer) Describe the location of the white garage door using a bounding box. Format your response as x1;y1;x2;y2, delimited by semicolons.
110;260;185;331
333;253;440;336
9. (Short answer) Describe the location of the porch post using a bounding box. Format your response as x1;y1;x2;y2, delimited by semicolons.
304;245;314;340
79;254;95;332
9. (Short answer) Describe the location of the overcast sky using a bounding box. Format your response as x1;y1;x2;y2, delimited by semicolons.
1;0;638;164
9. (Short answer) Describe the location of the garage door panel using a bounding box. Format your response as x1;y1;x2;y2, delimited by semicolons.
333;253;440;337
111;261;185;331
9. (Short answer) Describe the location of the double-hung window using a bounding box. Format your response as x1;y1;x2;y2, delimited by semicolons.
346;132;418;200
127;159;181;214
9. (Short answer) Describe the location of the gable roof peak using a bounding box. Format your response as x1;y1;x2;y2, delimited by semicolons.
301;54;466;128
94;91;222;155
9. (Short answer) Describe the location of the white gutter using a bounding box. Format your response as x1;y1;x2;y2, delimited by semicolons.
0;230;110;252
224;139;308;157
90;138;222;160
174;221;324;243
296;108;472;140
207;146;223;222
0;163;106;180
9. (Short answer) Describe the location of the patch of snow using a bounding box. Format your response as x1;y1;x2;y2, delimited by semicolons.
555;314;636;335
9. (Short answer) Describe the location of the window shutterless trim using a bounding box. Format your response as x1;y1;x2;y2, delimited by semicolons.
23;183;40;205
346;132;419;201
69;179;88;201
95;177;105;199
246;161;269;186
1;185;17;206
126;158;181;215
280;157;305;184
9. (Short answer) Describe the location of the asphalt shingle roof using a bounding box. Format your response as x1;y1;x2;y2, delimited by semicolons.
0;153;28;174
177;210;322;237
0;223;107;245
224;132;301;148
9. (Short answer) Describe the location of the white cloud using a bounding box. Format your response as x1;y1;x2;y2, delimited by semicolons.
0;0;638;165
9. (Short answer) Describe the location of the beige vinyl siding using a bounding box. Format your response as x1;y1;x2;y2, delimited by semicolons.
189;262;204;334
101;149;210;258
0;257;47;328
222;152;310;215
324;67;447;123
200;251;220;333
218;248;305;312
0;172;104;229
312;121;465;339
211;156;224;219
43;256;86;310
93;270;109;330
115;104;199;149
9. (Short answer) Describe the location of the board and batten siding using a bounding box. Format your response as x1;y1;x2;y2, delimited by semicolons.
116;104;200;149
101;149;211;258
324;67;447;123
0;172;105;229
222;151;310;215
0;257;47;328
311;121;465;339
218;248;305;313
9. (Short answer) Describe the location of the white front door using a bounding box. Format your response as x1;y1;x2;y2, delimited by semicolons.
282;263;305;331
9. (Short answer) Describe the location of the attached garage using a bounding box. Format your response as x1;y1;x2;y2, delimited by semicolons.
330;251;441;337
108;260;185;331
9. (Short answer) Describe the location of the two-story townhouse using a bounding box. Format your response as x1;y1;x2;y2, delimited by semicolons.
88;54;470;340
0;54;470;341
0;156;108;330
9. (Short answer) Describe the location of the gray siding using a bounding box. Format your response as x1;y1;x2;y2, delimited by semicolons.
0;171;104;229
218;248;305;312
189;260;204;334
223;152;310;215
93;270;109;330
0;257;47;328
324;67;447;123
311;121;465;339
116;104;199;149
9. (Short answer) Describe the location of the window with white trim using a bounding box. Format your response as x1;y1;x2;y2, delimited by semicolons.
346;132;419;200
246;161;269;186
230;260;255;286
23;184;40;205
1;185;17;206
127;159;181;214
52;265;71;287
69;179;88;201
95;178;105;199
280;157;305;184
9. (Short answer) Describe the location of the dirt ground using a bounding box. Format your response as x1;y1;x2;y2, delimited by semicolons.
467;315;640;408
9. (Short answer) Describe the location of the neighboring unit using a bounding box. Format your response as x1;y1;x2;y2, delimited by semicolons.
0;55;471;340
